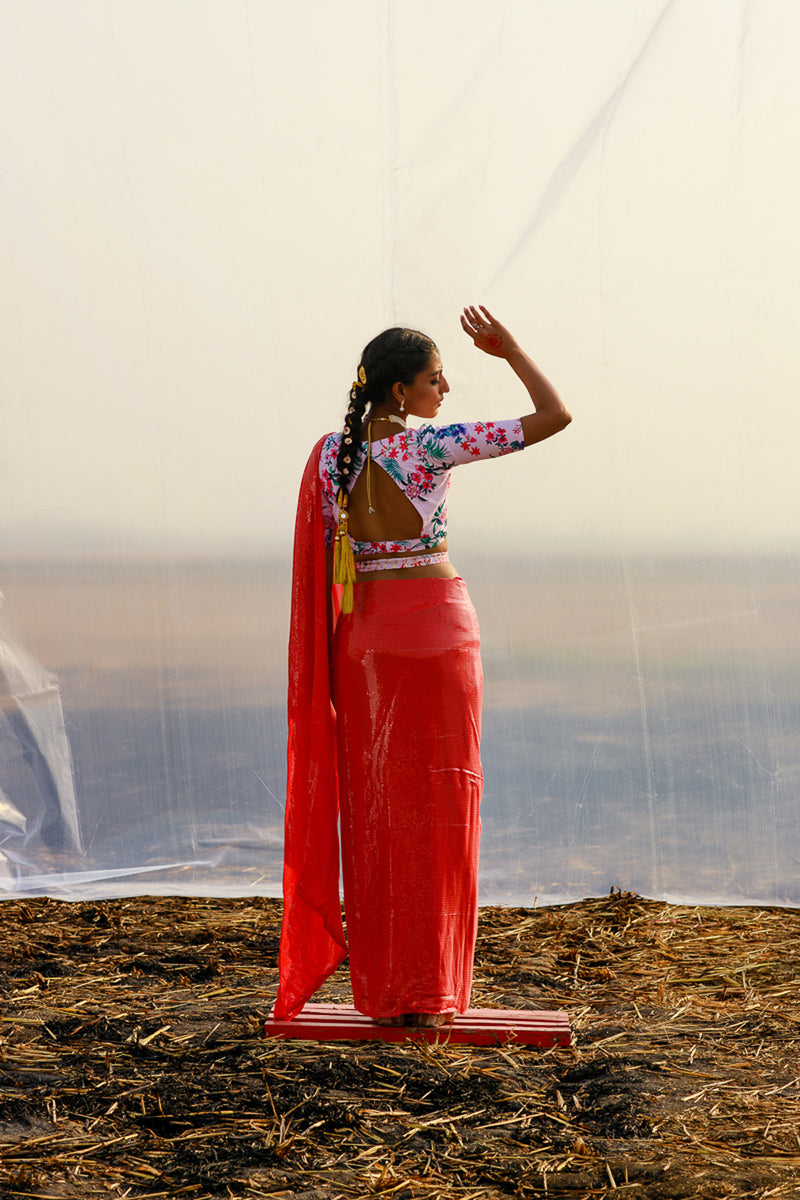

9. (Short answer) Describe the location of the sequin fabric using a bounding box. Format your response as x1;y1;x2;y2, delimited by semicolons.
333;577;483;1018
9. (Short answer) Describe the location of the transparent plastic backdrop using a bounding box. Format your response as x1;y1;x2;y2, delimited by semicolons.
2;1;799;903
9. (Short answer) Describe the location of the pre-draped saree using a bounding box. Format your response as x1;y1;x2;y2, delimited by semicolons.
274;440;483;1021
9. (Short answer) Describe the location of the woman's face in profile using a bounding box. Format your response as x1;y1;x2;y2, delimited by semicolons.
396;354;450;420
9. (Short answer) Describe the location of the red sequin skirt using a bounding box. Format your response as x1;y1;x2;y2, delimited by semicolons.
333;577;483;1019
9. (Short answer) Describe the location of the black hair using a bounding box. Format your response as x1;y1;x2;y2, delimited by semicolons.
334;327;437;501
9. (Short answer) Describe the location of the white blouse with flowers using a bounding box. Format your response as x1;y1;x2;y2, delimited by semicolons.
319;419;526;555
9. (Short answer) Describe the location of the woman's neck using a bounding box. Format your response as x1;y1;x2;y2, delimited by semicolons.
368;411;406;429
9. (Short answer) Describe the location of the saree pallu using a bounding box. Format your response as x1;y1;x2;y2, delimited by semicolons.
274;438;347;1024
334;577;483;1019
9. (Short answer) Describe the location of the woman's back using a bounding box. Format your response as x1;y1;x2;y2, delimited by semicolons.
320;420;526;578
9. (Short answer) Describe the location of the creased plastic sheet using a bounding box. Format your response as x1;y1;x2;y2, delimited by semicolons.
1;0;799;903
0;596;81;879
1;554;797;906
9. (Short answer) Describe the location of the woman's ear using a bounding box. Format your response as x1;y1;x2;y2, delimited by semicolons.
391;381;406;405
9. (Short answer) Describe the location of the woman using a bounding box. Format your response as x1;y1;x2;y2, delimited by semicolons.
274;306;570;1027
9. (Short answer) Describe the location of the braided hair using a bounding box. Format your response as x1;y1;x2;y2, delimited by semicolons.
334;327;438;498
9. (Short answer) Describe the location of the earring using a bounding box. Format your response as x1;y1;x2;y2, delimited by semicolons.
399;398;405;413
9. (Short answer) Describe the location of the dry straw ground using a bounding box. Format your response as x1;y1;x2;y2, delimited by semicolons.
1;891;799;1200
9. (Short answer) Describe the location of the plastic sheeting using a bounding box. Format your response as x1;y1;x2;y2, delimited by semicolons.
1;1;799;903
0;597;81;875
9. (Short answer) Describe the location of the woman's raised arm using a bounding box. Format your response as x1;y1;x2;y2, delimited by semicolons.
460;305;572;446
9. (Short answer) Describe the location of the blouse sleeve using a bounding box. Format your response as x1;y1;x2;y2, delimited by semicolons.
318;434;339;547
416;418;526;471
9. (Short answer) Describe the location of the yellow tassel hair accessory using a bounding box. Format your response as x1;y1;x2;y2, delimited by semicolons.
333;488;356;614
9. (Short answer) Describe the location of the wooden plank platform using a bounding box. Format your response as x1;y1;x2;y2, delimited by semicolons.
266;1003;570;1047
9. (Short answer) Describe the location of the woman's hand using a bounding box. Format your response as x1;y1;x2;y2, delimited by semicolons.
460;305;519;359
461;304;571;445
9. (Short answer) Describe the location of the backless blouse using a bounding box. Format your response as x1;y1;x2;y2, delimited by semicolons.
319;419;526;554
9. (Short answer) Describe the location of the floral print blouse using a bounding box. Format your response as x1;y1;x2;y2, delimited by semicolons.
320;419;526;554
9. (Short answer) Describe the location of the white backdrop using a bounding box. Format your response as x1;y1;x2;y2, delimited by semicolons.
1;1;799;903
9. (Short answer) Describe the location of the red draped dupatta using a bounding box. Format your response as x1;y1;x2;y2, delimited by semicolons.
273;438;347;1021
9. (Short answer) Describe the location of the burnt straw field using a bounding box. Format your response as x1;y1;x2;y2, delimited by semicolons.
1;891;799;1199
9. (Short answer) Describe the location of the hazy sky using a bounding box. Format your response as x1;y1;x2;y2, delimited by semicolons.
2;0;799;559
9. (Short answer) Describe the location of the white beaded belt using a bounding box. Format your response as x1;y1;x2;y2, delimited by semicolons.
355;552;450;573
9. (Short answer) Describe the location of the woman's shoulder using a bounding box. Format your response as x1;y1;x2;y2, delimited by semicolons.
319;431;341;462
414;418;526;463
417;421;472;439
416;419;517;446
420;418;521;436
318;432;341;484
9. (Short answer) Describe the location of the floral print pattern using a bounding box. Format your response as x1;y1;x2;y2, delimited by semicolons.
320;419;525;552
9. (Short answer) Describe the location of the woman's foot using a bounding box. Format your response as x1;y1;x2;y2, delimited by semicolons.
374;1016;405;1027
404;1012;453;1028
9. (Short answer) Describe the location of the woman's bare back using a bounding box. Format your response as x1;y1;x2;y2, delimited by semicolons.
346;427;456;580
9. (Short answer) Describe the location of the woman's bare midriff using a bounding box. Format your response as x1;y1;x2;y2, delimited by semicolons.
354;541;458;581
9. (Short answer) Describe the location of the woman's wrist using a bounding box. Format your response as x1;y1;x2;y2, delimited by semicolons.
504;344;533;370
503;343;527;364
506;346;566;415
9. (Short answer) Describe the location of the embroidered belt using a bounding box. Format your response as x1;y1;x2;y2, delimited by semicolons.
355;552;450;573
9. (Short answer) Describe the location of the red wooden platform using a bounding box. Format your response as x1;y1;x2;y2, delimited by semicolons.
266;1003;570;1047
